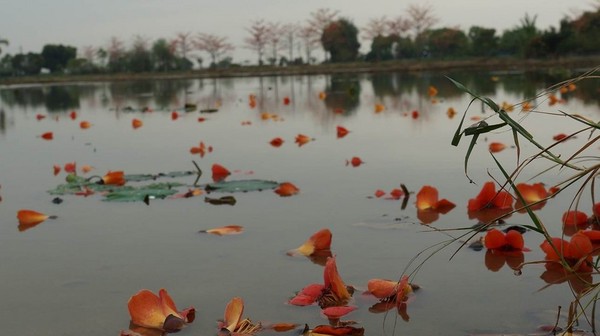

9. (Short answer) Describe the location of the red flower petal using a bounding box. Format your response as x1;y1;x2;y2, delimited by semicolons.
562;210;588;226
322;306;357;319
484;229;507;250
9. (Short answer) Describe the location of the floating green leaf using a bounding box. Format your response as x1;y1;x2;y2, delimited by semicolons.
103;183;182;202
205;179;279;193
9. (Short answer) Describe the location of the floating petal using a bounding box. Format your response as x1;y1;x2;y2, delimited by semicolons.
275;182;299;197
201;225;244;236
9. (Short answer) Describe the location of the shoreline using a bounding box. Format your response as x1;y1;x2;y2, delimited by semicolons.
1;56;599;86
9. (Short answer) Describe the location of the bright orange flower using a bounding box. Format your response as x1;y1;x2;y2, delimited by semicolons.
64;162;76;174
336;126;349;138
427;86;438;97
374;103;385;113
295;134;312;147
270;137;284;147
562;210;588;226
102;171;126;186
132;118;143;129
288;228;332;256
488;142;506;153
553;133;568;141
467;181;513;212
275;182;299;197
80;121;91;129
41;132;53;140
447;107;456;118
415;185;455;212
515;183;548;210
484;229;525;251
69;111;77;120
127;289;195;332
540;232;593;272
346;157;364;167
211;163;230;182
201;225;243;235
17;209;50;227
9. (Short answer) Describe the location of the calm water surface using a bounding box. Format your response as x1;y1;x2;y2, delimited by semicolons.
1;70;599;335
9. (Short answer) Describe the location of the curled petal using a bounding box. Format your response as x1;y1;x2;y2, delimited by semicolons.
324;257;351;301
291;229;332;256
212;164;231;182
224;297;244;332
367;279;398;299
128;290;167;330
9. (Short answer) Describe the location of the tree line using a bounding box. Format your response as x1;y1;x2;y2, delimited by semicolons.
0;3;599;77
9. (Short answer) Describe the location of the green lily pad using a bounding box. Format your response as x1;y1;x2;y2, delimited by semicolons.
103;183;182;202
205;179;279;193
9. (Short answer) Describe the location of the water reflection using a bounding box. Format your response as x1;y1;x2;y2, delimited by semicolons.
324;74;361;114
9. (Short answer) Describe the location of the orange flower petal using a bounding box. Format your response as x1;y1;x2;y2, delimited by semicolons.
41;132;53;140
488;142;506;153
346;157;364;167
132;118;143;129
322;306;357;319
17;210;50;231
80;121;91;129
318;92;326;100
553;133;567;141
374;103;385;113
427;86;438;97
312;325;364;336
505;230;524;250
81;165;94;174
202;225;243;236
484;229;507;250
224;297;243;332
128;289;167;330
435;199;456;214
275;182;299;197
64;162;77;174
171;111;179;120
324;257;351;301
562;210;588;226
53;165;61;176
269;323;299;332
295;134;312;147
416;185;438;210
540;238;569;261
567;232;593;260
283;97;291;105
291;228;332;256
374;189;386;198
389;188;404;200
367;279;398;299
211;164;231;182
270;137;284;147
69;111;77;120
336;126;349;138
102;171;126;186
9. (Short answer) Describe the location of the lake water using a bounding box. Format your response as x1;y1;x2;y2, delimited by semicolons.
1;69;599;335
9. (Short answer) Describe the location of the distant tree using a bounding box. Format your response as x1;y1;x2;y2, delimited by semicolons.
107;37;126;72
280;23;299;64
195;33;234;67
152;38;177;71
321;18;360;63
426;28;468;58
244;19;269;65
266;22;284;65
570;7;600;53
0;37;8;57
41;44;77;73
387;16;412;37
499;13;538;57
362;16;388;41
128;35;153;72
366;34;400;61
81;45;96;63
308;8;340;61
406;3;439;39
298;25;319;64
172;32;193;60
96;48;107;69
468;26;498;56
12;52;43;75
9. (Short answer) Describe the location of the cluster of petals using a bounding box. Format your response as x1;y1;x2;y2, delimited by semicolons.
289;256;352;308
540;231;593;272
484;229;526;251
127;288;195;333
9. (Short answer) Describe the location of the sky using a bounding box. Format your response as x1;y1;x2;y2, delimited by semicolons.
0;0;595;63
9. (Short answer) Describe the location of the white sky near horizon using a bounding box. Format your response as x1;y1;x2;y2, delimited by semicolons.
1;0;596;64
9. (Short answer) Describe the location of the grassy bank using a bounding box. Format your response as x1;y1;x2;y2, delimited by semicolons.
1;56;599;86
